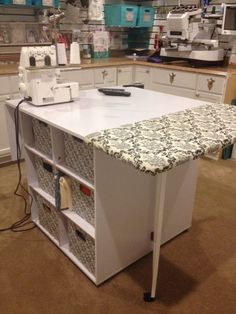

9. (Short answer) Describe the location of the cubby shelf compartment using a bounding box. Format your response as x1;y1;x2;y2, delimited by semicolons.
24;144;53;165
60;245;96;283
21;113;53;159
62;210;95;239
30;183;55;206
33;218;60;246
64;133;94;184
56;163;94;191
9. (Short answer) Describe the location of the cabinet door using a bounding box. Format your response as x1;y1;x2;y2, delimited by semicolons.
134;66;150;89
94;67;117;87
117;66;133;85
196;74;225;103
61;69;94;90
151;68;197;89
197;74;225;95
0;99;10;157
0;76;11;95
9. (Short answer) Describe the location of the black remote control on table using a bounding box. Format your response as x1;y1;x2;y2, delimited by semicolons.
98;88;125;93
102;90;131;97
98;87;131;97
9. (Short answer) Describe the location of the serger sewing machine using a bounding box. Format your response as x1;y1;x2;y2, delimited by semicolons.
18;46;79;106
160;6;224;66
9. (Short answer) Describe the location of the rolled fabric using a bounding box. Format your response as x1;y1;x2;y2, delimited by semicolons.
59;176;72;210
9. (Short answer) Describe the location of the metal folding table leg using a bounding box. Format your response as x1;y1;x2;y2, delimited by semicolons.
144;172;167;302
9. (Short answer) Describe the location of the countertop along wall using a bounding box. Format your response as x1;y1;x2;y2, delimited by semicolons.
2;57;236;76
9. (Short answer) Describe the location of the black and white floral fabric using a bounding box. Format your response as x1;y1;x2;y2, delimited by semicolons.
86;104;236;175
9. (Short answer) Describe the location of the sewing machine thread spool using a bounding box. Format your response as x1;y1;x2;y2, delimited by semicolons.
56;43;67;65
70;42;81;64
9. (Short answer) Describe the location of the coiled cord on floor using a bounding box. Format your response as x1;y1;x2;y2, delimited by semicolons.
0;98;35;233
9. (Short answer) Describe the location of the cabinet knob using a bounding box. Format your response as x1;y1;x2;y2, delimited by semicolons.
102;70;108;78
169;72;176;84
6;95;11;100
195;93;200;97
118;69;122;73
207;78;215;91
146;70;150;74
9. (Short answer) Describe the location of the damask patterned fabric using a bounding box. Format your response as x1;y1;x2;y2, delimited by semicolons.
86;103;236;175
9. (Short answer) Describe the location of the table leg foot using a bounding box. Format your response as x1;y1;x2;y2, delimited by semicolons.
143;292;155;302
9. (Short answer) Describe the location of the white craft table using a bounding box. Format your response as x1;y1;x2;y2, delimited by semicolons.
6;88;235;301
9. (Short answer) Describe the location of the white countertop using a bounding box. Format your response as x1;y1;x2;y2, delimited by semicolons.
7;88;205;139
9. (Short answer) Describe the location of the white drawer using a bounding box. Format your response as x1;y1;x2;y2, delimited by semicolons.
197;74;225;95
94;67;117;84
151;68;197;89
151;83;196;99
0;76;11;95
195;92;223;103
117;66;133;85
135;66;150;74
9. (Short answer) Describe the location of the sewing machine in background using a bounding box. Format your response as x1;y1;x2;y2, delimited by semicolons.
160;6;224;66
18;46;79;106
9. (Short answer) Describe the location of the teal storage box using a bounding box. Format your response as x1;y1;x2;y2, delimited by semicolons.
137;6;155;27
12;0;31;5
0;0;12;4
31;0;42;6
104;4;138;27
41;0;59;6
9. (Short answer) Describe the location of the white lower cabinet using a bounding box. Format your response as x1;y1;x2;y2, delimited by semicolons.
150;83;197;99
94;67;117;87
61;69;94;90
148;67;227;103
12;110;198;285
134;66;151;89
59;65;228;104
0;97;10;158
195;74;225;103
0;75;11;159
117;66;133;85
149;67;198;99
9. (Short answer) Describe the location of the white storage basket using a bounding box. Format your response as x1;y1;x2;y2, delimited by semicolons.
68;220;95;275
36;194;59;241
35;156;55;197
32;118;52;157
64;133;94;183
71;179;95;226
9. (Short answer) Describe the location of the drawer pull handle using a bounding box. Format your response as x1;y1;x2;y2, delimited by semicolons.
169;73;176;84
207;78;215;90
43;162;53;173
43;203;51;212
102;70;108;78
72;136;83;144
80;184;91;197
75;229;86;242
39;120;48;127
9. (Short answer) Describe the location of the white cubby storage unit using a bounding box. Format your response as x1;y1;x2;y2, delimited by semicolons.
19;110;199;285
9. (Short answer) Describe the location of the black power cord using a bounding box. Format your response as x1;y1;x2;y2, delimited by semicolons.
0;98;35;233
